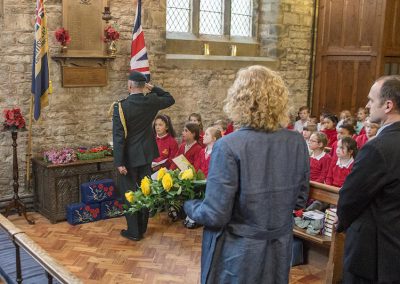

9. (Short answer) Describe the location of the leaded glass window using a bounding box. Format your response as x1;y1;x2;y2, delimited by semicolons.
231;0;252;37
166;0;191;33
199;0;224;35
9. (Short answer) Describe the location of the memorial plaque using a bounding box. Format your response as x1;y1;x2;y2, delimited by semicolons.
62;66;108;87
63;0;108;55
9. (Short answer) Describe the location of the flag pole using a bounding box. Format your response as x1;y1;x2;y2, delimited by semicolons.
25;95;34;190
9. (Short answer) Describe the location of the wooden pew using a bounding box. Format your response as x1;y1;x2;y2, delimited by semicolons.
293;181;345;284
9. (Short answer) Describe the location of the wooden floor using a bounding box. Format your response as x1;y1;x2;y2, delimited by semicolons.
7;212;325;284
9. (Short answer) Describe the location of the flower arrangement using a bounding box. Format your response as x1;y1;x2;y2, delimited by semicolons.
103;25;120;42
76;145;112;160
2;108;26;131
124;167;206;216
54;27;71;46
43;148;77;164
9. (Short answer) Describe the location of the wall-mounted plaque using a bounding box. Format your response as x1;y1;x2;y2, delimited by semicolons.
62;66;107;87
63;0;108;55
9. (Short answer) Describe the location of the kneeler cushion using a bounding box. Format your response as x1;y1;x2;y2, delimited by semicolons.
66;202;101;225
80;179;116;204
101;199;124;219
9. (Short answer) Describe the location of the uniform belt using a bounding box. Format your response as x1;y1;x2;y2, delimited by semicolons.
226;222;292;240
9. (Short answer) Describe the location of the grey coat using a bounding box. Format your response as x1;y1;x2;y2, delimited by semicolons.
184;128;309;284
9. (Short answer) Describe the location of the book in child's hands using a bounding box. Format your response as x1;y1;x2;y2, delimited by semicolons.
151;158;168;168
172;154;192;171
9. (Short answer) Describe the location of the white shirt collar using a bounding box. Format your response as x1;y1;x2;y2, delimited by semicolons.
336;157;354;168
311;151;326;161
184;141;196;153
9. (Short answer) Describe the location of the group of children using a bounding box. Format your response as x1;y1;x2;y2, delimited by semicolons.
151;106;379;228
151;113;232;228
293;106;380;188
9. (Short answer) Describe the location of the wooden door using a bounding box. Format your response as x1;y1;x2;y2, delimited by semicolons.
312;0;385;116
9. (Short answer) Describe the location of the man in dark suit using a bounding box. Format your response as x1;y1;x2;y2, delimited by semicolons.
337;75;400;283
113;71;175;241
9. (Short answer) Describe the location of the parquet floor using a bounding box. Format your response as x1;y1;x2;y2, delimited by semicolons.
7;212;325;284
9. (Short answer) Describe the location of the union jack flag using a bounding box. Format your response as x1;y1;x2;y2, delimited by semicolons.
130;0;150;81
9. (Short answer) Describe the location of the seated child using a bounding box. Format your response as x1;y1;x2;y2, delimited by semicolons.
194;127;222;177
294;106;310;133
188;113;204;147
185;127;222;229
330;122;356;159
309;115;319;125
356;118;380;149
303;124;318;154
336;110;352;130
325;137;357;187
213;119;228;136
170;122;203;171
152;114;178;171
309;132;331;183
356;107;368;135
321;114;338;148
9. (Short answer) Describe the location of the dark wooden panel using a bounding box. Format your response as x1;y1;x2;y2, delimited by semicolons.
384;0;400;56
323;0;381;54
314;56;375;115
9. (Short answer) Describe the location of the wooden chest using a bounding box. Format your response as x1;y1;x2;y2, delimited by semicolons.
32;157;118;223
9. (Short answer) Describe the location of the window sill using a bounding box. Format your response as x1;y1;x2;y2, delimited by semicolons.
165;54;279;70
167;32;257;44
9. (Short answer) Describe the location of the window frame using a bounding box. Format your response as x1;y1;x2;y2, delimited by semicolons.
166;0;257;42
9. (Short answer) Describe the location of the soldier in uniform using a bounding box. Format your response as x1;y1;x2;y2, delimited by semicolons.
112;71;175;241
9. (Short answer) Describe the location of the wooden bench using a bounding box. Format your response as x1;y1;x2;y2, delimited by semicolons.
293;181;345;284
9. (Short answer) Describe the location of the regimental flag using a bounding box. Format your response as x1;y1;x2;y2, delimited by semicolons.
130;0;150;81
31;0;50;121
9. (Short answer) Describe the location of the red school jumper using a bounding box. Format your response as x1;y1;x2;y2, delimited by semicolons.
356;134;368;149
153;134;179;169
325;157;354;187
322;128;337;148
194;148;211;177
310;152;332;183
170;142;203;170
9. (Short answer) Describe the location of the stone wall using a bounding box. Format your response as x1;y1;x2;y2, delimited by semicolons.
0;0;314;199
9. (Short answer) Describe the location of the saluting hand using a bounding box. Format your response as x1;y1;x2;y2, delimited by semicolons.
145;83;153;92
118;166;128;175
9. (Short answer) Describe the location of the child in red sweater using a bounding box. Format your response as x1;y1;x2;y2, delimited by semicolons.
194;127;222;177
330;122;356;159
170;122;203;170
309;132;332;183
185;127;222;229
356;119;380;149
152;114;178;171
325;137;357;187
321;114;338;148
188;113;204;147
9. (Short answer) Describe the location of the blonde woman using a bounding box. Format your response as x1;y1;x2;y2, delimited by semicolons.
184;65;309;284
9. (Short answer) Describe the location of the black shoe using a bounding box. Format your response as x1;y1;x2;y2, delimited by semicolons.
168;207;179;222
120;229;142;241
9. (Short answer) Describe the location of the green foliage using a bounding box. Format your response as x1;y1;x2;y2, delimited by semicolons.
125;168;205;216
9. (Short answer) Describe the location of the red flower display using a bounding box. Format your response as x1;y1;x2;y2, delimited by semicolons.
3;108;26;131
55;27;71;46
103;25;120;42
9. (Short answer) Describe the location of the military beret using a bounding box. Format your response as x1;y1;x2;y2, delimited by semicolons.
128;71;147;82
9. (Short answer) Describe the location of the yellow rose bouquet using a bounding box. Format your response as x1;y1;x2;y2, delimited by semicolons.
124;167;206;217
